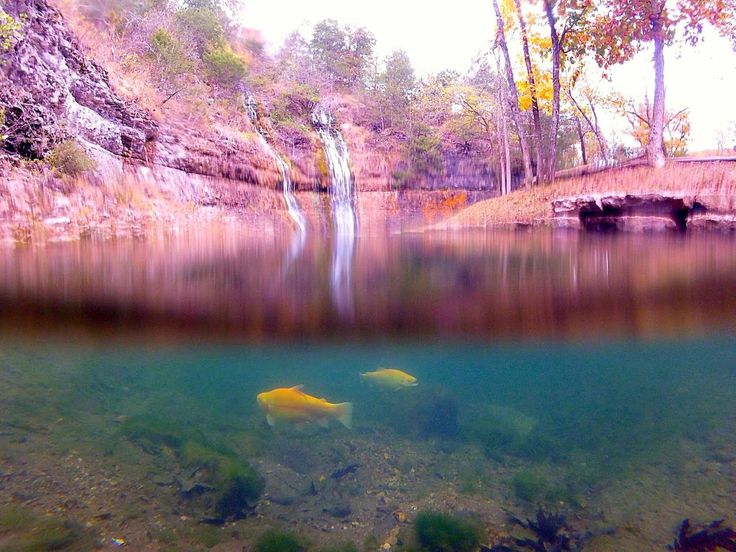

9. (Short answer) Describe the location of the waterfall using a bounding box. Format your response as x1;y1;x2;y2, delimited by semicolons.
245;95;307;238
312;109;357;316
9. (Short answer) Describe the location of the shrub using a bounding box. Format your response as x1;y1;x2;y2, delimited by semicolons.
414;512;482;552
255;530;305;552
46;140;97;177
406;126;443;176
0;8;24;52
148;28;193;78
203;46;247;88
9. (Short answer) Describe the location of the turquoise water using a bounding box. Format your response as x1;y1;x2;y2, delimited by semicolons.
1;229;736;550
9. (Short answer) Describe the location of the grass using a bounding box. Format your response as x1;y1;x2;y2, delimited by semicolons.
444;161;736;228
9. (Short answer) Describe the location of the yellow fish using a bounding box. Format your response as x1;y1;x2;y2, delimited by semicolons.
359;368;418;390
256;385;353;429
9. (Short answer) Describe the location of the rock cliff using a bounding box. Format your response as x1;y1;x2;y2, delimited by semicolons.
0;0;498;241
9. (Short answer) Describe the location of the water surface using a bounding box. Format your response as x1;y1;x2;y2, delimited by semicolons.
1;227;735;551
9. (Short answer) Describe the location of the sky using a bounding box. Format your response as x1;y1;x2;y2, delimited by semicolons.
241;0;736;150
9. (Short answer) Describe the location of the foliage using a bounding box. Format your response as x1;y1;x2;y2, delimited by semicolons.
255;530;306;552
309;19;376;89
613;95;691;157
406;125;444;175
175;7;226;53
203;45;247;88
0;8;24;52
373;50;417;130
413;512;482;552
270;83;320;127
46;140;97;177
148;28;194;79
592;0;736;68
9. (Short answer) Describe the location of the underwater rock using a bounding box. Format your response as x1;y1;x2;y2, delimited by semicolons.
323;501;352;518
418;393;460;439
667;518;736;551
331;464;361;480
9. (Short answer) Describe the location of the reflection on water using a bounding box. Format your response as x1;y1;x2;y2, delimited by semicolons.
1;228;736;339
313;109;358;318
1;227;736;549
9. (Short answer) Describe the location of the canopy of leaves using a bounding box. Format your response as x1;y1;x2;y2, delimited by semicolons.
592;0;736;67
309;19;376;89
175;7;226;54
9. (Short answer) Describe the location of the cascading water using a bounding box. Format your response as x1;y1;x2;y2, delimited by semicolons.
245;95;307;240
312;109;357;317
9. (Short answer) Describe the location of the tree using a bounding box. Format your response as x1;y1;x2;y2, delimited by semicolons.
614;94;691;156
592;0;736;168
567;66;609;162
276;31;314;85
492;0;533;185
541;0;592;180
309;19;375;90
375;50;416;130
513;0;544;182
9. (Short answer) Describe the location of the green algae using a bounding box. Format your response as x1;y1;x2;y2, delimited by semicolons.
411;512;482;552
255;529;306;552
0;506;98;552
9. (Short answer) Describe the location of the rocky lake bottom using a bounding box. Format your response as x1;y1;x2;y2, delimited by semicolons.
1;337;735;551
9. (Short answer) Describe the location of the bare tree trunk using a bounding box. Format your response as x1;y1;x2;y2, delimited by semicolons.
588;101;609;160
544;0;561;182
648;2;666;168
494;91;506;195
502;94;512;194
492;0;533;186
568;88;609;162
575;115;587;165
495;51;511;195
513;0;543;183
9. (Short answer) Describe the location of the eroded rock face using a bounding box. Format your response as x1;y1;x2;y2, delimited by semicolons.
552;193;696;232
1;0;157;159
1;0;499;205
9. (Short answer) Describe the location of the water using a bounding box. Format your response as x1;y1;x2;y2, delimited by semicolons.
1;229;736;550
246;95;307;243
313;109;358;317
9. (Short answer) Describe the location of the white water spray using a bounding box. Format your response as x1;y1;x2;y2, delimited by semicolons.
245;95;307;238
312;109;357;316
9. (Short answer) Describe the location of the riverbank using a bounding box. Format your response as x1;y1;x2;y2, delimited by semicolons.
442;161;736;230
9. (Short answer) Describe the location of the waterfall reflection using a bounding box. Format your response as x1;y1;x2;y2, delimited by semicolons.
312;109;357;318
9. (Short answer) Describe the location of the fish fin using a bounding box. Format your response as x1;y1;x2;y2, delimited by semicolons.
290;385;305;391
317;418;329;428
266;414;275;427
335;402;353;430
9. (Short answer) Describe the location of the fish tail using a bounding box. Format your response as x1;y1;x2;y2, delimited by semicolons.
335;402;353;430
